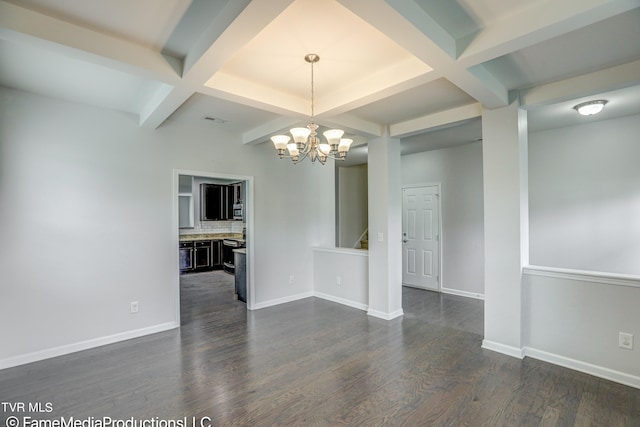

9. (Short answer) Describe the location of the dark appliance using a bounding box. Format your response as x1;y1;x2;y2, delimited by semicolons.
234;250;247;303
179;242;194;272
222;239;245;273
232;203;243;220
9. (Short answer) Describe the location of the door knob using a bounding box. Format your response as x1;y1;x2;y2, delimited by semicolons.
403;239;408;243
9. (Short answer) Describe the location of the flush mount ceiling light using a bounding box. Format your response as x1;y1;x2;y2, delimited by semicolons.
271;54;352;165
574;100;607;116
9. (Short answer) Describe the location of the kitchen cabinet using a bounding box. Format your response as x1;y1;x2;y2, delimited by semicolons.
194;241;211;270
211;240;222;270
201;184;224;221
180;239;223;273
232;182;243;205
224;185;234;219
200;183;243;221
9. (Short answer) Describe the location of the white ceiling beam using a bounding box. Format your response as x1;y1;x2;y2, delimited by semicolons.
139;85;193;129
197;85;306;118
317;65;440;118
457;0;640;67
242;116;303;145
520;59;640;108
444;64;508;110
184;0;295;85
384;0;456;58
204;72;307;115
319;114;383;138
319;72;442;118
338;0;508;108
141;0;295;129
183;0;252;76
390;103;482;138
143;0;254;128
0;1;180;85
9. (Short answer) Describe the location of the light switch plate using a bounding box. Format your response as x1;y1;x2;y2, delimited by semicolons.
377;232;384;242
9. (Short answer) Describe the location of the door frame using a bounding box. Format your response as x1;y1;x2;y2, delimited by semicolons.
173;169;255;324
401;182;443;292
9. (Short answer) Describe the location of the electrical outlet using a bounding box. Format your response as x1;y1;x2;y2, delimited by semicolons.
289;275;294;285
619;332;633;350
336;276;341;285
130;301;139;313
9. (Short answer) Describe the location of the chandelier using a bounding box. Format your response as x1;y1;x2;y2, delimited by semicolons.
271;54;353;164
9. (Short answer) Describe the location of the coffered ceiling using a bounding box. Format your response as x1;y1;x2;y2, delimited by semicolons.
1;0;639;163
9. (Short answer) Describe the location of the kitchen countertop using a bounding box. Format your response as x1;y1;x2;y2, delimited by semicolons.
179;233;243;242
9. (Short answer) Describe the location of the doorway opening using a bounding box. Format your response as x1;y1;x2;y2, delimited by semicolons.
173;169;254;326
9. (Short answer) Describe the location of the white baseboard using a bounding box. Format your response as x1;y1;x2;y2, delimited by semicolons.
524;347;640;390
441;287;485;300
0;322;178;370
367;308;404;320
251;291;313;310
482;339;525;359
314;292;368;312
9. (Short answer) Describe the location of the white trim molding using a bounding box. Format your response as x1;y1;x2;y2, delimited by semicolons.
482;339;525;359
312;246;369;257
524;265;640;289
441;287;485;300
367;308;404;320
314;291;368;312
250;291;313;310
524;347;640;390
0;322;178;370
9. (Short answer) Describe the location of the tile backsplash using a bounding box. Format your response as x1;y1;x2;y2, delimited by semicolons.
180;221;245;236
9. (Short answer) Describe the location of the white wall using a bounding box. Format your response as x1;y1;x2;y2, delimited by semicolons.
523;270;640;388
522;113;640;388
0;87;334;367
367;134;403;319
337;164;368;248
313;247;368;310
401;142;484;297
528;114;640;275
481;103;528;355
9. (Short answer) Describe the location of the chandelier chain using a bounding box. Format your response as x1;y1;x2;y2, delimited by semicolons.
310;58;315;119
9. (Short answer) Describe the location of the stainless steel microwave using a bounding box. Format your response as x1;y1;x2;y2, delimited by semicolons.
232;204;243;220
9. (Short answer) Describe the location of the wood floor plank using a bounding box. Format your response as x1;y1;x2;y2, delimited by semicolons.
1;272;639;426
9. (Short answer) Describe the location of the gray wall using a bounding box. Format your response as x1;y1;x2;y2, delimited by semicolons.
401;141;485;297
337;164;368;248
528;114;640;275
0;87;335;367
524;113;640;387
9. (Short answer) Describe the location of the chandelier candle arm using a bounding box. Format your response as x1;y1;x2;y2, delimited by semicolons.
270;54;351;164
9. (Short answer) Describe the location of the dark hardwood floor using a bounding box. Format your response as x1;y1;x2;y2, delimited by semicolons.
1;271;639;426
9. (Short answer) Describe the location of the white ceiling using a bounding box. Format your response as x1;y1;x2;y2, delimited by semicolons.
1;0;639;164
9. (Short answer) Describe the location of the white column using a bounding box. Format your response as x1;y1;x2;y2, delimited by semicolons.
367;131;403;320
481;101;529;357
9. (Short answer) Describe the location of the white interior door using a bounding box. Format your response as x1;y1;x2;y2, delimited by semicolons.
402;185;440;291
